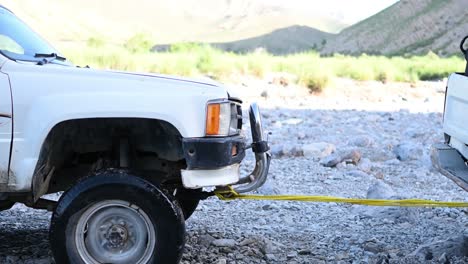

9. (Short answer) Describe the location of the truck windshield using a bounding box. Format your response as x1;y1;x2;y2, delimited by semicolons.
0;7;65;63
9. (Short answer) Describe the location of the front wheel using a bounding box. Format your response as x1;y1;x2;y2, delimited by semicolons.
50;171;185;264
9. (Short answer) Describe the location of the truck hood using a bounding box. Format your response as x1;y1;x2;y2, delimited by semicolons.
1;61;228;96
110;70;221;88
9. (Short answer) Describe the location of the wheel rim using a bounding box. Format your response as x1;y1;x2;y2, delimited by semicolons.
75;200;156;264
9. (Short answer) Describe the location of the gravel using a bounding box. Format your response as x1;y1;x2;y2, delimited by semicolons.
1;78;467;263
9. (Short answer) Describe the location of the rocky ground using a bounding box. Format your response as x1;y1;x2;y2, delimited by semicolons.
0;78;467;263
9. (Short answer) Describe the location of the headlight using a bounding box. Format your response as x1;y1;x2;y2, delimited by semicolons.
206;100;241;136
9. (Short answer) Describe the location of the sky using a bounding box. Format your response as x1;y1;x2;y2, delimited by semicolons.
265;0;399;24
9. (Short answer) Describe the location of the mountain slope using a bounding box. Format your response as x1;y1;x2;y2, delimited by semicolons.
2;0;346;47
322;0;468;56
153;25;332;55
212;25;332;54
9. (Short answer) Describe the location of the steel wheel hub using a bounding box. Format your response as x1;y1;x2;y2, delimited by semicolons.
74;200;156;264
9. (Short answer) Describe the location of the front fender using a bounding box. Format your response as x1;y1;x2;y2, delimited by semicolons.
3;61;228;191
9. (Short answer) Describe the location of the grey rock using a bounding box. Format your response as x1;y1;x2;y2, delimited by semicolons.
283;118;303;125
302;142;336;158
287;251;298;259
261;239;280;254
270;144;286;158
216;258;227;264
362;181;420;223
199;234;215;247
357;158;373;173
298;249;312;255
363;241;386;254
288;146;305;157
239;238;256;246
265;253;277;261
321;149;362;167
367;148;395;162
346;170;371;179
350;136;374;147
410;235;468;259
366;181;396;199
393;143;424;161
212;239;237;248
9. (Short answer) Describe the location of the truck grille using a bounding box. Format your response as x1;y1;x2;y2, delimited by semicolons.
229;101;243;134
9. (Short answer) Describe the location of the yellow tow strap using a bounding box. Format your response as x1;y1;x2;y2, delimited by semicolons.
215;186;468;208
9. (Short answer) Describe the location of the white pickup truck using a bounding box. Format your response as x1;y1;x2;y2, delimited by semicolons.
432;36;468;192
0;6;270;264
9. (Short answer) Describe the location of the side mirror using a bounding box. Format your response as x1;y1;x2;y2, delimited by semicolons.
460;35;468;75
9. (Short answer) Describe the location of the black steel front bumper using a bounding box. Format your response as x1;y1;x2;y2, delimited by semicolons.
182;103;271;193
182;135;247;170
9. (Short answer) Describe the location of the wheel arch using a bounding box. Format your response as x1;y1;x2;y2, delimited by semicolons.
30;117;186;200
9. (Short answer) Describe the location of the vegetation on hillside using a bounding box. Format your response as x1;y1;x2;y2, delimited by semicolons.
322;0;468;56
62;39;464;93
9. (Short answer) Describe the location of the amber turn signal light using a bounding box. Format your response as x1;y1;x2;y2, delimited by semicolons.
206;104;220;135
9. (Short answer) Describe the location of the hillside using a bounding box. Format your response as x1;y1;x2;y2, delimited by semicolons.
2;0;346;49
153;25;332;55
212;26;332;54
322;0;468;56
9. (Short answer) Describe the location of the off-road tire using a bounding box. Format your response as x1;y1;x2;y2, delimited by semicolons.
49;170;185;264
174;188;201;220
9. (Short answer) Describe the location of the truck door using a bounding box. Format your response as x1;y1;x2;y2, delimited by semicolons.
0;72;12;187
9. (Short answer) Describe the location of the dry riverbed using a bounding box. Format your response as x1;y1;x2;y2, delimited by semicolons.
0;78;467;263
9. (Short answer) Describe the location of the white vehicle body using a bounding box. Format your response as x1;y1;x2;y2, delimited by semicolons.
0;5;271;262
1;58;230;191
0;5;270;201
431;36;468;192
443;73;468;159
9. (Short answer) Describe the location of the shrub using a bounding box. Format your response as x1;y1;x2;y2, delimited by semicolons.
62;43;465;87
87;37;105;48
124;33;153;53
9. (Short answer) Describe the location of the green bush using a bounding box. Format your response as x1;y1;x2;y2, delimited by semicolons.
124;33;153;53
87;37;105;48
301;73;330;93
62;43;465;89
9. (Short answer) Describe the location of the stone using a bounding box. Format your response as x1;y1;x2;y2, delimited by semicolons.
239;238;256;246
283;118;303;125
199;234;216;247
265;253;277;261
357;158;373;173
350;136;374;147
216;258;227;264
212;239;237;248
410;235;468;260
321;149;362;167
366;181;396;199
298;249;312;255
362;181;420;223
346;170;371;179
303;142;336;158
287;251;298;259
363;241;386;253
261;239;277;254
270;145;286;158
393;143;424;161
